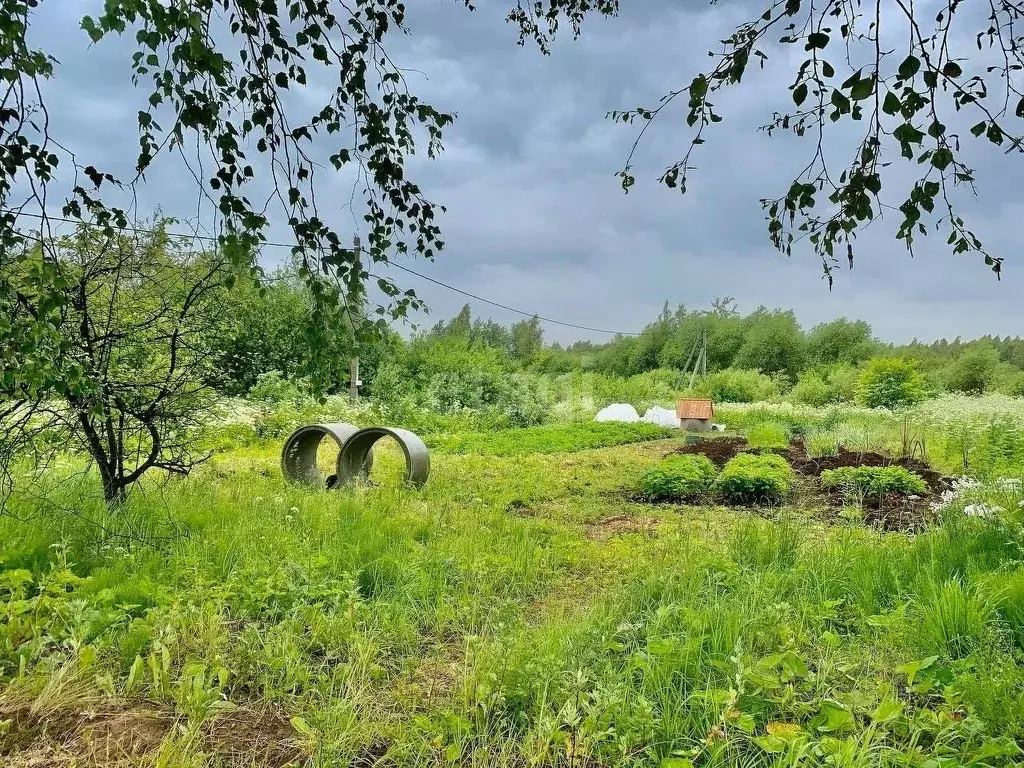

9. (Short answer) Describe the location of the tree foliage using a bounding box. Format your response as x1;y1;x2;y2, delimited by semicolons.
1;0;467;399
1;222;230;503
808;318;878;366
945;341;1001;394
857;356;929;409
519;0;1020;280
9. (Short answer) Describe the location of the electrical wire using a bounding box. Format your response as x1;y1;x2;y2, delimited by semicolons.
2;209;641;336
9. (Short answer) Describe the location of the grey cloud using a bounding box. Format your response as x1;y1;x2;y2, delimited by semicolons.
22;0;1024;346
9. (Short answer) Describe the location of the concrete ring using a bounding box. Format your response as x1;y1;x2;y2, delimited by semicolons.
280;422;373;488
336;426;430;489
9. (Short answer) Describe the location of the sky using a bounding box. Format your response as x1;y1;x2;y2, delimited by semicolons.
22;0;1024;345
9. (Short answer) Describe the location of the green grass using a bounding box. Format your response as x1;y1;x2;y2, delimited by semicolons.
745;421;790;450
3;418;1024;767
426;420;674;455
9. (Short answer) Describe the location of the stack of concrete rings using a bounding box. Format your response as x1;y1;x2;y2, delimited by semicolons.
280;422;430;490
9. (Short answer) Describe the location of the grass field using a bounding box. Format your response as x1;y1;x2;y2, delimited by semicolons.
3;419;1024;767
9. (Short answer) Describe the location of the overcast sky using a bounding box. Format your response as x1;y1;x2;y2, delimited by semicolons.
27;0;1024;345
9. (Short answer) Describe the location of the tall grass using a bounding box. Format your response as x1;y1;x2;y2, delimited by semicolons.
4;418;1024;766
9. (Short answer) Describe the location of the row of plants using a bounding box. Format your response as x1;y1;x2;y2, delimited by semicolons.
640;453;796;505
641;450;931;508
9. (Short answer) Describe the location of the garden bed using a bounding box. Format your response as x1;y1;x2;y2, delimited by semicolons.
671;436;949;491
663;435;951;531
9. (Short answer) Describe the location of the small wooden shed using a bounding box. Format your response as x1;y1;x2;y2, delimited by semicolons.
676;398;714;432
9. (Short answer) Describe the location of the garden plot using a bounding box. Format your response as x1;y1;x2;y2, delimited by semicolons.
641;434;952;530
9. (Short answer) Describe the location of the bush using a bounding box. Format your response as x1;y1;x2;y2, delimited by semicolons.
640;455;718;501
494;372;554;427
789;372;831;406
820;465;928;500
248;370;306;404
825;363;861;403
1008;375;1024;398
857;357;928;410
695;368;779;403
946;343;1001;395
714;453;794;504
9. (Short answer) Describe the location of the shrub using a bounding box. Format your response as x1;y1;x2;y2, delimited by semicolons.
856;357;928;410
789;372;831;406
640;455;718;501
746;422;790;450
946;343;1001;395
715;453;794;504
825;363;861;403
695;368;779;403
820;465;928;500
494;372;554;428
248;370;305;404
1008;375;1024;398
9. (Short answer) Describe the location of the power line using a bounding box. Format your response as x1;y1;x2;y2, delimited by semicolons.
2;209;641;337
386;262;638;336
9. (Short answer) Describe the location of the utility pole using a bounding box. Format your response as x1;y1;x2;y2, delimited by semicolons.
687;323;708;392
349;235;363;405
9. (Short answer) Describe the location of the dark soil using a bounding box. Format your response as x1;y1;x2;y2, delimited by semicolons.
205;708;304;768
669;436;749;467
784;448;950;494
505;498;537;516
672;435;949;493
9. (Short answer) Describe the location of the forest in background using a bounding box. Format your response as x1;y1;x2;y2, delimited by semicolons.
220;260;1024;420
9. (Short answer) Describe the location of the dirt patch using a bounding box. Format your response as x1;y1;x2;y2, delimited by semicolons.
505;498;537;517
802;482;937;533
669;436;749;467
862;499;938;533
672;437;950;495
393;654;461;709
585;514;660;540
351;739;391;768
77;708;171;761
0;704;171;768
0;702;303;768
205;708;304;768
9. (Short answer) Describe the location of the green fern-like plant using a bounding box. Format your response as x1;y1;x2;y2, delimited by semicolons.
640;454;718;502
715;453;794;505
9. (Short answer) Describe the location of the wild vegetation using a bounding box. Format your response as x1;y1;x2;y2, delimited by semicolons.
5;257;1024;765
4;0;1024;763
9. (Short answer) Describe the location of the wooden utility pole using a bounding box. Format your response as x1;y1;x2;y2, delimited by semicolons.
685;325;708;392
349;235;363;405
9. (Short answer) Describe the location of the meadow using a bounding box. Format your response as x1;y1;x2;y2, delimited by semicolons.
3;393;1024;768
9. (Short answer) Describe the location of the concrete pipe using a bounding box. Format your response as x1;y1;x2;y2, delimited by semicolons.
335;426;430;489
280;422;373;488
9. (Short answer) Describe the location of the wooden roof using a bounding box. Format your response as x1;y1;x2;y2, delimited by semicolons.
676;398;714;420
